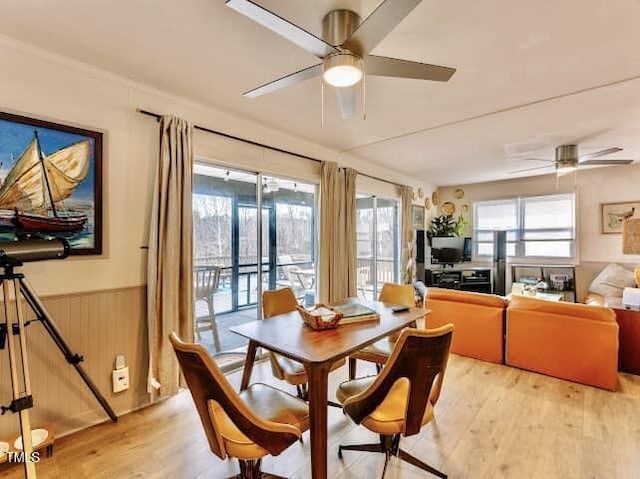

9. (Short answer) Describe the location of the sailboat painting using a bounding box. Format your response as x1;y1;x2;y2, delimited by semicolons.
0;112;102;255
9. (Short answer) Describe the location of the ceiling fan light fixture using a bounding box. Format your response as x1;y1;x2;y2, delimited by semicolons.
323;53;363;88
556;163;577;176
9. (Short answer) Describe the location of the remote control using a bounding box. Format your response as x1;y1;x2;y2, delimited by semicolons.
391;305;410;313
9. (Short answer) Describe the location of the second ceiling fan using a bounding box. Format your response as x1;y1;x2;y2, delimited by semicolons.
510;144;634;176
226;0;456;118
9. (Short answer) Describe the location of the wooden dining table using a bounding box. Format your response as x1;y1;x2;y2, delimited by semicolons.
230;300;428;479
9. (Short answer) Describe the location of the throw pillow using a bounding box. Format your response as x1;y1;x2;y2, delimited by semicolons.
589;263;637;297
635;265;640;287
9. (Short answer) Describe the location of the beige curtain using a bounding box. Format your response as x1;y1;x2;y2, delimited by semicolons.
319;161;357;303
147;115;194;399
400;186;415;284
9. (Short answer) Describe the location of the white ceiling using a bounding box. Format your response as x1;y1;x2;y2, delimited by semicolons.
1;0;640;185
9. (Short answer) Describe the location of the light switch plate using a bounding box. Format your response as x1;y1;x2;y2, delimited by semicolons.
112;366;129;393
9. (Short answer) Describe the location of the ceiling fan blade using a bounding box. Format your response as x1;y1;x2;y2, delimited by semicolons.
243;64;322;98
365;55;455;82
578;159;634;166
508;165;554;174
226;0;338;58
342;0;423;56
579;147;623;160
336;87;358;119
523;157;555;162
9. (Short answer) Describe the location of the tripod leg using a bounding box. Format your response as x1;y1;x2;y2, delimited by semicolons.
2;279;37;478
19;277;117;422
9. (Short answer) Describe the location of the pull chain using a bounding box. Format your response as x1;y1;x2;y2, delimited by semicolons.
321;70;325;128
362;67;366;121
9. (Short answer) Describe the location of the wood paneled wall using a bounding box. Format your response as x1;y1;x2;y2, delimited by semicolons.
0;286;149;439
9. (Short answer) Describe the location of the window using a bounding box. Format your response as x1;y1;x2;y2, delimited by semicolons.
356;196;400;300
473;193;575;259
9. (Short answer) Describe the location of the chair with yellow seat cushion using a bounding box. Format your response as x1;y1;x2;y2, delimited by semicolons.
263;287;344;406
337;325;454;479
348;283;416;380
170;332;309;479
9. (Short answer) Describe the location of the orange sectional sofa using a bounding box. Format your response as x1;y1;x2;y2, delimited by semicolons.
505;295;619;391
424;288;620;390
425;288;507;364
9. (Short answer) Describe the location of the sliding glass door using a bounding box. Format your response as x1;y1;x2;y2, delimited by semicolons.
263;176;317;307
356;195;400;300
193;165;258;369
193;163;317;369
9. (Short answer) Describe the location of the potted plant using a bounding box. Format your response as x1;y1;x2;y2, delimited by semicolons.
428;214;468;240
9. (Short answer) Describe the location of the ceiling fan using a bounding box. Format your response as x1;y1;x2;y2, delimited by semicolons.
509;144;634;176
226;0;456;118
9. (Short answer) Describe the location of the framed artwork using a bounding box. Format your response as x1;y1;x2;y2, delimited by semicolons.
411;205;425;229
0;111;103;254
601;201;640;234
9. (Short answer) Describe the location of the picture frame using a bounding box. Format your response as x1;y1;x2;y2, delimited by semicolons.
0;111;103;254
411;205;425;229
601;201;640;234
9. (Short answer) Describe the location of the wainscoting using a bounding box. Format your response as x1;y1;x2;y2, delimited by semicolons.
0;285;149;439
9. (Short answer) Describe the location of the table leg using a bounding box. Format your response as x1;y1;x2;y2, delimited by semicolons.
240;340;258;391
304;361;331;479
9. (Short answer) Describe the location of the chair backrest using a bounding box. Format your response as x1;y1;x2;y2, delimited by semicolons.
169;333;300;459
378;283;415;307
194;265;221;300
263;287;298;319
342;325;454;437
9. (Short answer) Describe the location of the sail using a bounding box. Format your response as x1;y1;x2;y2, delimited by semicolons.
0;138;90;210
0;138;44;210
43;140;90;204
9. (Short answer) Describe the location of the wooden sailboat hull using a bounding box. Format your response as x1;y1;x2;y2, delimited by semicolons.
14;211;87;232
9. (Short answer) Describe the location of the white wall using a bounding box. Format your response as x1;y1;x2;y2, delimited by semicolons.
0;34;434;296
437;165;640;265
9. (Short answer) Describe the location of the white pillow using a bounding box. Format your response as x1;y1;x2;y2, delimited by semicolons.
588;263;637;298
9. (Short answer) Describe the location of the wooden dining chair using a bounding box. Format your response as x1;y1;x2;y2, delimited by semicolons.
262;287;344;407
169;332;309;479
194;265;222;352
348;283;416;380
337;325;454;479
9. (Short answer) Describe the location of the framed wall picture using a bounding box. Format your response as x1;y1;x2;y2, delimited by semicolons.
601;201;640;234
0;111;103;254
412;205;425;229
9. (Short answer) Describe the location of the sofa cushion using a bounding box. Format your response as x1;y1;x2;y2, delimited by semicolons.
584;292;605;306
508;295;616;323
588;263;636;298
426;287;506;308
426;288;505;364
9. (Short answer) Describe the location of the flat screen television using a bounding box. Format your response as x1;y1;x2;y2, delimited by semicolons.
430;236;469;264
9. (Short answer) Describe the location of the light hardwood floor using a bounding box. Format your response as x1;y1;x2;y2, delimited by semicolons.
1;355;639;479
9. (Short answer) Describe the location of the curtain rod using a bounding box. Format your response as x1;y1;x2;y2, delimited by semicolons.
137;109;405;189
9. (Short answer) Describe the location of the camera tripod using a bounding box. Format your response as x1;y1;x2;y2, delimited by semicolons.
0;259;117;478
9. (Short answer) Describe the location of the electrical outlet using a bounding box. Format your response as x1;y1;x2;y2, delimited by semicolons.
112;366;129;393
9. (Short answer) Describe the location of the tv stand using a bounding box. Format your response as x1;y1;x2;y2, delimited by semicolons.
424;265;492;294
